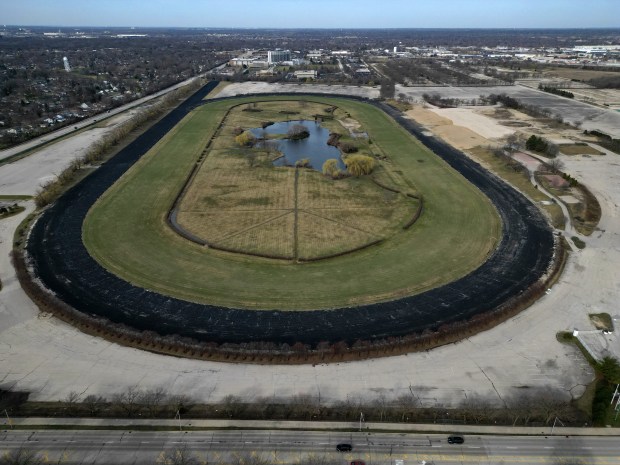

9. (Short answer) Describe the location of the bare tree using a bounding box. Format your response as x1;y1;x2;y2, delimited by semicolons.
0;448;43;465
229;452;270;465
459;395;493;424
221;395;246;418
506;133;523;151
83;394;107;417
140;387;167;418
298;454;331;465
170;394;193;415
63;391;80;416
157;444;198;465
394;393;419;422
289;394;322;420
372;391;389;422
546;158;565;173
112;386;142;417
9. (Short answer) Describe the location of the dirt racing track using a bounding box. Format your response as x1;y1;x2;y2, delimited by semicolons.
26;83;556;345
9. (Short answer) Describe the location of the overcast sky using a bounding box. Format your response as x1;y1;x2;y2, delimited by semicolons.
3;0;619;28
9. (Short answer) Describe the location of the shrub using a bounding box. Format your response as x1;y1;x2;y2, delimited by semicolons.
344;155;375;177
338;141;358;153
326;132;341;146
322;158;340;178
235;131;256;147
538;84;574;98
287;124;309;140
526;135;547;152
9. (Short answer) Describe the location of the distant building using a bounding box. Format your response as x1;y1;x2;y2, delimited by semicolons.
229;57;268;68
267;50;291;64
294;70;317;80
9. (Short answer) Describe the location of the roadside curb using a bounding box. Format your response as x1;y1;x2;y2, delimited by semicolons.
4;418;618;436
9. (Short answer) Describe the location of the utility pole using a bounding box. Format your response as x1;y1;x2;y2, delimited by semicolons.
4;409;12;429
175;409;182;432
359;412;364;432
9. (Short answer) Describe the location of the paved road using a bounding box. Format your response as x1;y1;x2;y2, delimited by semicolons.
1;430;618;465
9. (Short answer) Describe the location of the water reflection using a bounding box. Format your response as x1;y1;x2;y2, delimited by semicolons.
251;120;345;171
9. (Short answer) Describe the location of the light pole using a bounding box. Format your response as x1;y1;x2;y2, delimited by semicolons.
4;409;12;429
175;409;182;432
359;412;364;432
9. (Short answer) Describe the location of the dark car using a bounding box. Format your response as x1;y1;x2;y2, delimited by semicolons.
350;461;365;465
447;435;464;444
336;443;352;452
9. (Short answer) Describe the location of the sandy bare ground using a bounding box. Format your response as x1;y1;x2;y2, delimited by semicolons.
2;82;620;407
405;107;452;127
432;108;514;140
431;125;489;150
404;106;492;150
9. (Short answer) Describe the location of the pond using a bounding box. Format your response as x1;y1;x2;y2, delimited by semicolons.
251;120;345;171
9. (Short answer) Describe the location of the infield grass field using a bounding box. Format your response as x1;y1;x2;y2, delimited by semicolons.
83;96;501;310
176;100;418;260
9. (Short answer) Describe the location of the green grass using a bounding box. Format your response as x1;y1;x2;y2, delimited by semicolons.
572;236;586;249
589;313;614;331
0;205;26;220
0;195;32;200
82;96;501;310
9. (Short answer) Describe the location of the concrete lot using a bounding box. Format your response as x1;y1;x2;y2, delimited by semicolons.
2;82;620;407
396;84;620;138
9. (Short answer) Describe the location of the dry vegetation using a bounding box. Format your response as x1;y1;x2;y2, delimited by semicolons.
558;143;604;156
467;145;565;229
535;170;601;236
177;100;418;261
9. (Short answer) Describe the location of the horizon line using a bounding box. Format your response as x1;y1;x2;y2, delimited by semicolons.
4;24;620;31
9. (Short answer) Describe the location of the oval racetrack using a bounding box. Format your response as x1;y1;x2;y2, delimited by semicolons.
26;83;555;345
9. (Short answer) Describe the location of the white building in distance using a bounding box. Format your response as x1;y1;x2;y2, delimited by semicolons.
294;70;317;80
268;50;291;64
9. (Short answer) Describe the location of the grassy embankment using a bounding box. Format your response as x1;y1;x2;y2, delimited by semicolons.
83;96;501;310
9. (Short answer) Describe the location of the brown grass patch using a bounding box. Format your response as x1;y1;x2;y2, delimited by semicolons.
296;211;380;260
559;143;604;156
405;106;453;127
216;212;295;258
431;125;489;150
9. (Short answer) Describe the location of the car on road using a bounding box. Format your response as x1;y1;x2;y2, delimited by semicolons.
350;461;365;465
336;443;352;452
447;435;464;444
